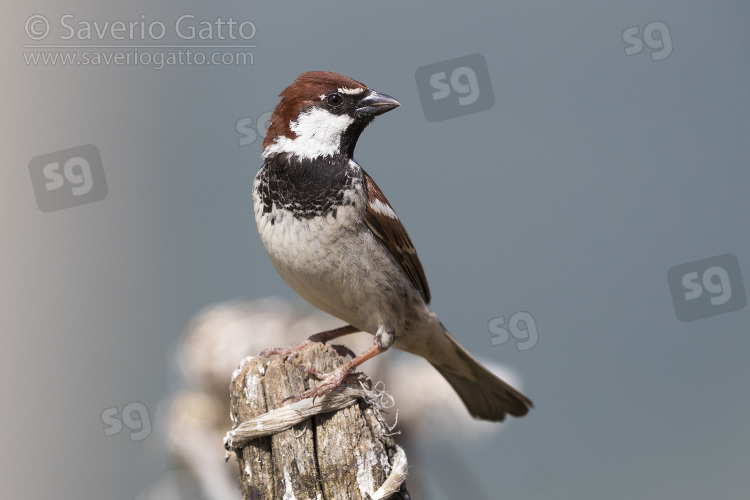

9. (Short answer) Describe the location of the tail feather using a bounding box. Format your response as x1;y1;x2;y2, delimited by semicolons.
429;330;533;421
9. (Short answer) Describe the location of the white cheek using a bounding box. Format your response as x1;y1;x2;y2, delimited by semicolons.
262;108;354;160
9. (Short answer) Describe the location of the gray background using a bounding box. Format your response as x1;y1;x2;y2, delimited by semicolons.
3;1;749;499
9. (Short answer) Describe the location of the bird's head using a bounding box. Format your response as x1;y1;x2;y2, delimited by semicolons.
262;71;400;160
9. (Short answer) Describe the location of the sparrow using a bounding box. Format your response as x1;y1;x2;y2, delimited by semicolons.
252;71;533;421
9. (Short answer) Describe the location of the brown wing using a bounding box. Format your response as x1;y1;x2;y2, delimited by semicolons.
363;172;431;304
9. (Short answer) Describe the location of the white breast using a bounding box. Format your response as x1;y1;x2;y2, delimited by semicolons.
253;176;418;334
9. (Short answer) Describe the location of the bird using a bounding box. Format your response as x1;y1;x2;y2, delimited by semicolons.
252;71;533;421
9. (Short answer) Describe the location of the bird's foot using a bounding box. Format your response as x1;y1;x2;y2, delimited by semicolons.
258;340;312;363
259;341;355;364
286;363;361;403
259;325;359;363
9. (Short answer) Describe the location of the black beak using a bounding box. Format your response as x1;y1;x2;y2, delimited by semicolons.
356;89;401;117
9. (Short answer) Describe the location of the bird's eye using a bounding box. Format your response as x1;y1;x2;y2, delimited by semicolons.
327;93;342;106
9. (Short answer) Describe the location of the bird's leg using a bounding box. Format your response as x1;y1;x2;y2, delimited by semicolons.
259;324;359;363
291;326;394;402
291;344;384;401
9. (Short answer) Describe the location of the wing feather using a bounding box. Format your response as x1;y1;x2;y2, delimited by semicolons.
363;172;431;304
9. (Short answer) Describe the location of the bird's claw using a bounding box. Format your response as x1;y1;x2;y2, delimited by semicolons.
283;364;359;403
258;340;312;363
259;341;354;364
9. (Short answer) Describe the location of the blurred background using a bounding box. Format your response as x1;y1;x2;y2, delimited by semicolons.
3;1;749;499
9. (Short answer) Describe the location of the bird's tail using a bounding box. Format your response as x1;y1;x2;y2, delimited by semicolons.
427;327;533;421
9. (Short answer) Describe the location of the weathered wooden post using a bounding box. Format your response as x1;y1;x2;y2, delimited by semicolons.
225;342;409;499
